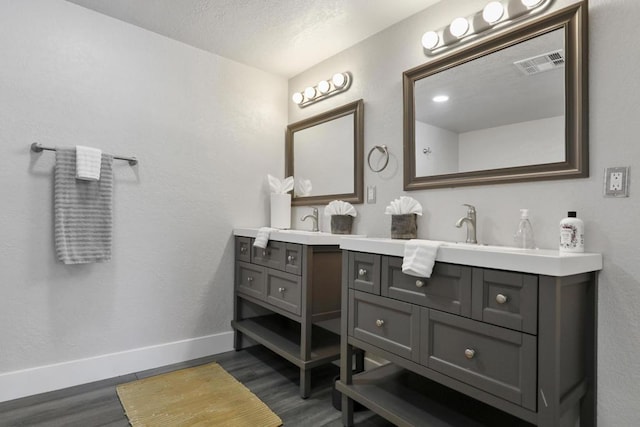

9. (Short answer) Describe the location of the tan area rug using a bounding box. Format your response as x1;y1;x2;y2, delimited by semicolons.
116;362;282;427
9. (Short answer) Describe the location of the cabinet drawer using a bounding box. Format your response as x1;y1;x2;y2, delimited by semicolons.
348;252;381;294
349;290;420;363
421;309;536;411
235;237;251;263
382;257;472;317
236;261;266;300
284;243;302;275
472;269;538;335
251;239;285;271
266;269;302;315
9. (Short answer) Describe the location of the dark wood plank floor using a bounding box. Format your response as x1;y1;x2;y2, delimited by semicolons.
0;346;392;427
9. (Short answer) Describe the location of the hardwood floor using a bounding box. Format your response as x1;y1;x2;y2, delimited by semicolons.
0;346;392;427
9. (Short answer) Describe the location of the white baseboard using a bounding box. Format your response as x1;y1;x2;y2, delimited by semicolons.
0;330;234;403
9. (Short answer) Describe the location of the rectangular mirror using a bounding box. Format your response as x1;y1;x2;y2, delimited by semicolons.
403;2;587;190
286;99;364;206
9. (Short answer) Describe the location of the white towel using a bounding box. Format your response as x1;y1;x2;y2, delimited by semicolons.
402;239;442;278
76;145;103;181
253;227;275;249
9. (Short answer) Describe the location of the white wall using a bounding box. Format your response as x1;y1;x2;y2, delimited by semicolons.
289;0;640;425
415;121;458;176
0;0;286;401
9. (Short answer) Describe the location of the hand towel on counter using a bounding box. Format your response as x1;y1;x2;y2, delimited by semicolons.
75;145;103;181
402;239;442;278
253;227;276;249
55;148;114;264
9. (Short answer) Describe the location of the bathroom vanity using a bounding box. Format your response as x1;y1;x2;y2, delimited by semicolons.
232;228;357;398
337;238;602;426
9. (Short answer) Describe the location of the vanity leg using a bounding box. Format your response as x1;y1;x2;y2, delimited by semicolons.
341;394;354;427
300;367;311;399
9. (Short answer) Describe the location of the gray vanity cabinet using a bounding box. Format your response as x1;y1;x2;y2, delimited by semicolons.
232;236;343;398
338;250;598;427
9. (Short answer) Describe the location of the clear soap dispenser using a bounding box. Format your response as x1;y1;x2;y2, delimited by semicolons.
514;209;536;249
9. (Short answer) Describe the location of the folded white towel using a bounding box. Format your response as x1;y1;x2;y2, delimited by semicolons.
253;227;276;249
75;145;103;181
402;239;442;278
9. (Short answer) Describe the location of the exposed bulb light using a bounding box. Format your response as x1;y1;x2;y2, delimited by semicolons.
332;72;347;88
449;17;469;38
483;1;504;23
421;31;440;49
292;92;304;105
432;95;449;103
292;72;352;107
317;80;330;94
521;0;543;7
304;86;316;99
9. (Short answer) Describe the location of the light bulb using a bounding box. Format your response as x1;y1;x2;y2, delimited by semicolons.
449;17;469;38
292;92;304;104
304;86;316;99
521;0;543;7
421;31;439;50
317;80;330;94
332;73;346;88
483;2;504;23
432;95;449;103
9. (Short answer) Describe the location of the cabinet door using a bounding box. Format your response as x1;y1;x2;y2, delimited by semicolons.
421;309;536;411
284;243;302;275
236;262;266;300
349;290;420;363
348;252;381;294
382;257;472;317
251;240;285;271
266;269;302;315
472;269;538;335
235;237;251;263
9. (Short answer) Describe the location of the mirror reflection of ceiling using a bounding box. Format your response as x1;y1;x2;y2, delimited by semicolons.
415;29;564;133
65;0;440;77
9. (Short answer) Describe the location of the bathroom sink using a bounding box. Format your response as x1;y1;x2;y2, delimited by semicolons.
443;242;533;252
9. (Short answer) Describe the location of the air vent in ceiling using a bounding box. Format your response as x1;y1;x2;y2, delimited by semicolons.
514;49;565;76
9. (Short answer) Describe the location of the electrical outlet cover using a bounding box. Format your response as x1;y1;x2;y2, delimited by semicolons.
604;167;630;197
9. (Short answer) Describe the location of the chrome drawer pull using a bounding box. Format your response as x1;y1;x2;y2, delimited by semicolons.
358;268;367;277
375;319;384;327
496;294;508;304
464;348;476;359
287;255;295;263
278;287;286;293
262;249;268;257
415;279;425;288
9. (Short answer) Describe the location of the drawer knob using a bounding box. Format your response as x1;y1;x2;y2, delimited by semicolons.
496;294;508;304
247;276;254;283
262;249;268;257
240;247;247;254
358;268;367;277
415;279;425;288
278;287;286;293
375;319;385;327
464;348;476;359
287;255;295;263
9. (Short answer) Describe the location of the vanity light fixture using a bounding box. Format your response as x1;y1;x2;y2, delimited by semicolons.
421;0;553;54
292;72;352;108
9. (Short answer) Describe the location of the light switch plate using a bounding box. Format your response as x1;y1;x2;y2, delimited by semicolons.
604;166;630;197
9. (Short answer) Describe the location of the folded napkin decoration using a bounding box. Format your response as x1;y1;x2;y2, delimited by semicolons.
324;200;357;217
268;174;294;194
402;239;442;278
385;196;423;216
76;145;102;181
295;178;312;197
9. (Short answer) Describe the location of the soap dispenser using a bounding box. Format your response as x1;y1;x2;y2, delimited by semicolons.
559;211;584;253
514;209;536;249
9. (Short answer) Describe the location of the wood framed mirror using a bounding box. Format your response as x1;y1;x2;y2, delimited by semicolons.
286;99;364;206
403;2;587;190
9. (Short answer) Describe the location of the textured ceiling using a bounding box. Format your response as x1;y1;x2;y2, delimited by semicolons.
65;0;440;77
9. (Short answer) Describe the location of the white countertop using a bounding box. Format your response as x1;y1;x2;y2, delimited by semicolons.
340;237;602;277
234;227;365;246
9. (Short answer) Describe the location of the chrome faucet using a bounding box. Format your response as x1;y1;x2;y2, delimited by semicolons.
301;208;319;232
455;204;477;244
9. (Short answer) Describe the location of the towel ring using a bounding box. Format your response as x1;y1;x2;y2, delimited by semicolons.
367;145;389;173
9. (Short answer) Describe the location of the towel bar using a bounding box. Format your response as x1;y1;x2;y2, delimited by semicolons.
31;142;138;166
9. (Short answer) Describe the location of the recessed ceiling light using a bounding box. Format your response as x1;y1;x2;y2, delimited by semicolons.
432;95;449;103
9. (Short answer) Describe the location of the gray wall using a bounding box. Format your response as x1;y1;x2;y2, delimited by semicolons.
0;0;285;400
289;0;640;425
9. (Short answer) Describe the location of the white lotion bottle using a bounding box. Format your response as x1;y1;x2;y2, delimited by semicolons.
514;209;536;249
559;211;584;253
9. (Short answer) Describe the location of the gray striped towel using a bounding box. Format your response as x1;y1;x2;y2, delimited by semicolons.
54;148;114;264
